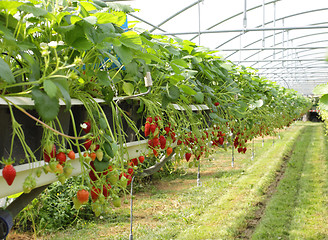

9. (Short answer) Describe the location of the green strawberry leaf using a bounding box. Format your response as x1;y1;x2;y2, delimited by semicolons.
32;88;59;122
122;82;134;96
44;79;58;98
0;57;15;84
194;92;204;104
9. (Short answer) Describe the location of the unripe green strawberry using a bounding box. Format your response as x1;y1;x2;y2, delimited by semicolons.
36;168;42;178
73;197;82;209
63;164;73;177
92;202;102;216
44;143;53;155
119;174;128;189
49;161;57;172
112;196;121;208
107;171;119;185
58;174;66;184
23;175;36;193
96;149;104;161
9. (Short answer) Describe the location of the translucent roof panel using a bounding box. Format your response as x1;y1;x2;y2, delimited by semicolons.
118;0;328;95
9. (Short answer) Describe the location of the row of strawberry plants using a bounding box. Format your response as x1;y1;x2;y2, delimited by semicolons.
0;0;311;218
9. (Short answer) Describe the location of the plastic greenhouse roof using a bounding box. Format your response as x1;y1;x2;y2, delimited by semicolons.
108;0;328;96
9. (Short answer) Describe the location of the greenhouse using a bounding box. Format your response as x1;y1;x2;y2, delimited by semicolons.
0;0;327;239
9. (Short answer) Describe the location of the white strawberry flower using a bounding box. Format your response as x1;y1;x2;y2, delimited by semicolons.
48;41;58;48
80;123;88;129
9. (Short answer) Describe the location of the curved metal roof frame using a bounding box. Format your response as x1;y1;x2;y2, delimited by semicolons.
125;0;327;95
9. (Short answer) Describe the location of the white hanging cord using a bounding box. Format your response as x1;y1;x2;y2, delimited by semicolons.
197;0;202;46
243;0;247;28
262;0;266;47
231;144;235;168
273;1;276;59
129;176;135;240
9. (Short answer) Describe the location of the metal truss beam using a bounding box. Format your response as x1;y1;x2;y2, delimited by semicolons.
218;46;327;51
232;58;326;63
215;8;328;49
156;25;328;36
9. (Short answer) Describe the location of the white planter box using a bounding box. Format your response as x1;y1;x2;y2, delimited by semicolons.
0;139;148;199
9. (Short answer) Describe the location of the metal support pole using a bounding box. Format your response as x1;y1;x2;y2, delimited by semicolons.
262;137;264;147
273;1;276;59
231;145;235;168
197;0;201;46
272;137;275;146
197;161;202;187
262;0;265;47
251;139;255;160
282;18;285;67
129;176;135;240
243;0;247;28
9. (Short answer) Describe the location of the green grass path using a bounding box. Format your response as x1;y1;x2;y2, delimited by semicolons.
252;122;328;239
176;124;304;239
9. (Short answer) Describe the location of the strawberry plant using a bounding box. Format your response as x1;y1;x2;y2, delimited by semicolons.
0;0;312;233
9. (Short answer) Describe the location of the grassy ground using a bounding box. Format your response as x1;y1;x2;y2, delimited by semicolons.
10;122;328;240
252;122;328;239
34;124;300;240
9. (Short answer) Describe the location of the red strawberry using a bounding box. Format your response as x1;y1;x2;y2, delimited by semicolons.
127;167;134;176
154;116;161;122
77;189;89;204
166;147;173;156
82;121;91;133
177;139;182;145
2;164;16;186
43;151;51;163
126;174;132;185
68;150;75;160
153;149;158;157
56;152;67;165
90;160;95;170
152;137;159;147
144;122;150;137
170;132;176;139
89;170;97;182
84;139;92;150
159;135;166;149
243;147;247;153
91;186;101;201
146;117;153;123
164;127;170;135
138;156;145;163
89;152;97;161
131;158;138;166
148;139;154;148
43;144;56;162
185;152;192;162
218;137;224;145
214;102;220;106
103;184;111;198
150;124;157;134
